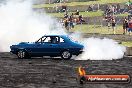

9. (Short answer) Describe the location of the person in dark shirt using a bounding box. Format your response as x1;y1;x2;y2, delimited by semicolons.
64;18;69;31
75;10;79;15
64;13;68;19
79;15;85;24
69;14;74;28
111;18;116;34
123;17;128;34
61;4;67;12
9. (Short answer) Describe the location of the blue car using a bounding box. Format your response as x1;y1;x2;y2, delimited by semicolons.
10;35;84;59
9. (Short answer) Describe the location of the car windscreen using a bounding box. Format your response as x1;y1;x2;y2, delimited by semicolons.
35;37;46;43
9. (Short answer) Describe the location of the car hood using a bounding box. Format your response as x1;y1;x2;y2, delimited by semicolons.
18;42;35;45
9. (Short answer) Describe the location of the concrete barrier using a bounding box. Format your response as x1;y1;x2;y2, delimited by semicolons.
125;47;132;56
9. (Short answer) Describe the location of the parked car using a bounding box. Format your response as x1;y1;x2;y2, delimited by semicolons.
10;35;84;59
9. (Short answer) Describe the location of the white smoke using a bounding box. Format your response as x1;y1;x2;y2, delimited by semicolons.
76;37;126;60
0;0;65;51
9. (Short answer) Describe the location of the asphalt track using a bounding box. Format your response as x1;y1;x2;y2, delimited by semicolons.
0;52;132;88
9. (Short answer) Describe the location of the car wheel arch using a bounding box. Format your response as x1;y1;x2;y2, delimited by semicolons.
60;49;72;60
60;49;71;54
17;48;28;53
17;49;30;59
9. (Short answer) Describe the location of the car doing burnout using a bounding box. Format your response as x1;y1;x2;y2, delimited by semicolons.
10;35;84;59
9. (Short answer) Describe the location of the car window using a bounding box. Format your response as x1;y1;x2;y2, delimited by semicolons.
60;37;64;43
36;37;45;43
51;37;59;43
43;37;51;43
43;36;59;44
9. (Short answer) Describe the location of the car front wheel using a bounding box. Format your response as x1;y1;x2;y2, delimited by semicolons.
17;50;28;59
61;50;72;60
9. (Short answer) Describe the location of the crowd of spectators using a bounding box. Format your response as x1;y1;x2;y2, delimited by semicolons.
60;10;85;31
104;4;121;16
103;15;132;35
103;3;132;35
57;1;132;35
123;17;132;35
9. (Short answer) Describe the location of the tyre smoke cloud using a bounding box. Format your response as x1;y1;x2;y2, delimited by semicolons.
69;32;126;60
0;0;65;51
0;0;126;60
75;37;126;60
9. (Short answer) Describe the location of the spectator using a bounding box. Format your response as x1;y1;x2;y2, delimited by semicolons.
69;14;74;29
128;18;132;35
88;5;93;11
79;15;85;24
112;6;115;15
64;13;68;18
64;18;69;31
107;15;112;29
117;4;121;13
75;10;79;15
111;18;116;34
123;17;129;34
61;2;67;12
70;13;74;18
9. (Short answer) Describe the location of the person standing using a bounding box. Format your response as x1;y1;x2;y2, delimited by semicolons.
128;18;132;35
64;18;69;31
123;17;128;34
75;10;79;15
111;18;116;34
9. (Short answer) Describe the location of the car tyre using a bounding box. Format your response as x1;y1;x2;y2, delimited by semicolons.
61;50;72;60
17;50;29;59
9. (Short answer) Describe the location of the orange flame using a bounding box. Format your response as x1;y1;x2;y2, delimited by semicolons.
78;66;86;76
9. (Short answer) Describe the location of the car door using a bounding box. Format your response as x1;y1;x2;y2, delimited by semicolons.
42;36;61;56
37;36;53;56
29;36;50;56
33;36;61;56
46;36;61;55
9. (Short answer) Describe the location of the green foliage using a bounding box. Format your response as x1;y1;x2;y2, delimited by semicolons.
122;42;132;47
71;24;123;34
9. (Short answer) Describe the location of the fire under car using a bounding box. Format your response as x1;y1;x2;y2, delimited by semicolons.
10;35;84;59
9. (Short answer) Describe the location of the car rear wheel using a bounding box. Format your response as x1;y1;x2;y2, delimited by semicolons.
61;50;72;60
17;50;29;59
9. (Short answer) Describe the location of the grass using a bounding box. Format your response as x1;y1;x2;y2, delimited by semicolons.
115;13;130;17
47;11;103;17
71;24;123;34
33;0;127;8
122;41;132;47
47;11;129;17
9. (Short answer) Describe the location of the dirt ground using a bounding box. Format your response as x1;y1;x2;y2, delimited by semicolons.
0;52;131;88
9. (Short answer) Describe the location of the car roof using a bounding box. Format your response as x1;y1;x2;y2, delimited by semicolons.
42;35;70;41
42;35;67;38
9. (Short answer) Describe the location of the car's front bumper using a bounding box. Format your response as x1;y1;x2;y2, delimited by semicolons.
10;50;17;54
